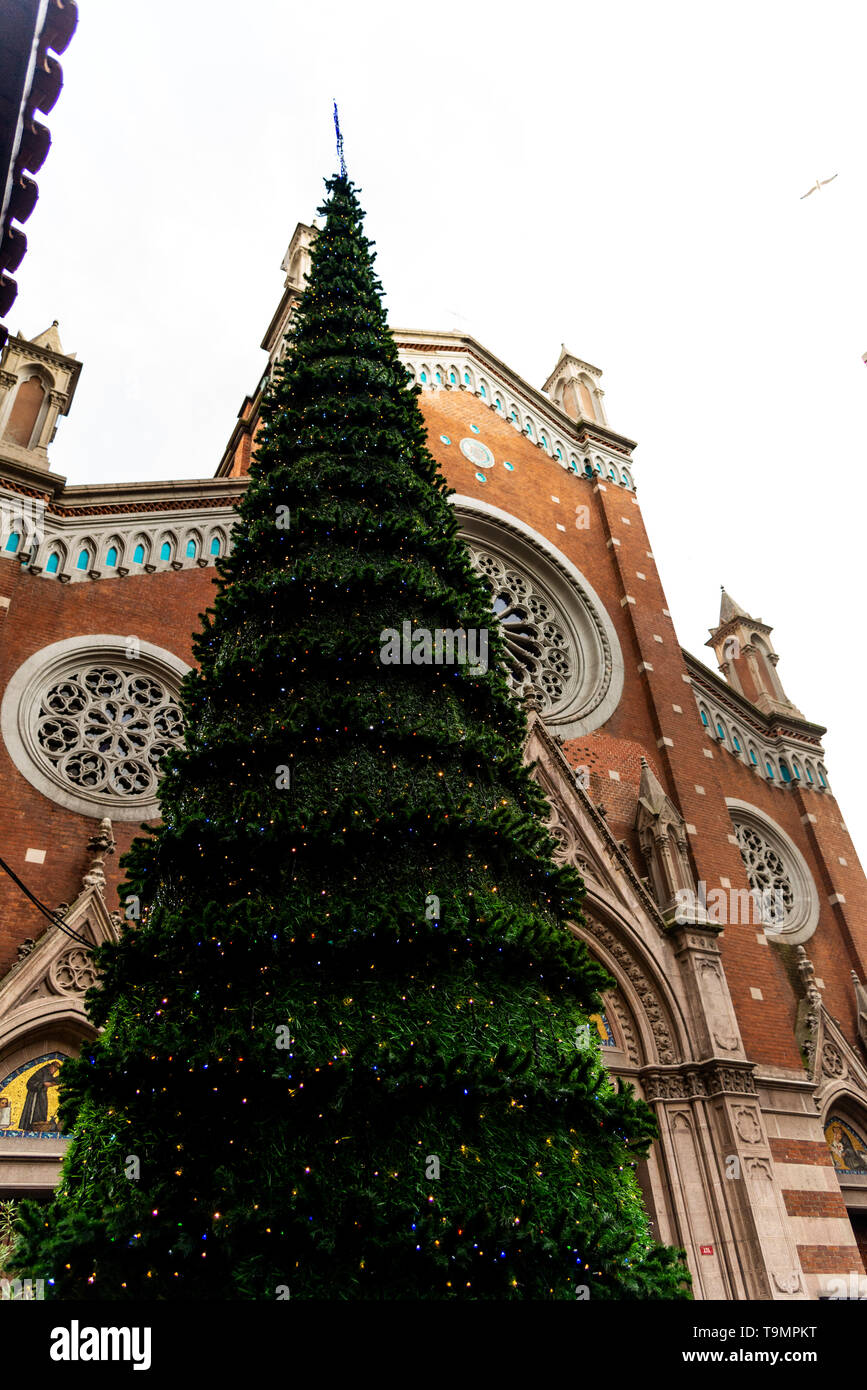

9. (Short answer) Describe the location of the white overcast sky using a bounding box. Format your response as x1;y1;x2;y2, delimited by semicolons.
13;0;867;863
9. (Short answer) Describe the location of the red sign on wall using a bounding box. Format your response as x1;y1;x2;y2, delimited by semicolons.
699;1244;714;1255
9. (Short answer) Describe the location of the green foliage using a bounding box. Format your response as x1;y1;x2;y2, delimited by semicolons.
0;1199;19;1278
12;170;690;1301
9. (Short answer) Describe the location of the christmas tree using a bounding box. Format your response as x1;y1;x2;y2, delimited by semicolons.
13;149;690;1301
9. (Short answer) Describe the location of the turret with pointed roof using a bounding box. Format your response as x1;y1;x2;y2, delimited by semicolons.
0;319;80;485
707;584;803;718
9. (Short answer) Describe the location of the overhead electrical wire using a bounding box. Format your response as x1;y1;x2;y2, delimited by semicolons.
0;851;96;948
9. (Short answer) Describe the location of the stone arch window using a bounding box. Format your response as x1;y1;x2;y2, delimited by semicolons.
130;535;153;567
183;529;203;562
463;367;472;387
4;530;20;553
732;730;743;754
158;533;179;565
751;633;785;702
748;746;758;766
779;758;791;783
726;799;819;943
102;536;123;570
419;365;429;384
805;762;814;785
479;380;488;399
540;432;549;450
577;376;597;420
699;706;709;727
75;547;90;572
715;717;727;743
456;502;624;736
818;765;828;788
3;369;49;449
208;526;227;559
1;635;190;821
494;394;503;412
525;419;534;439
791;758;802;780
45;551;60;574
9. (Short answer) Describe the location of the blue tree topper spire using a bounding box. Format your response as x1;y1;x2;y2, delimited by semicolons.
333;100;346;178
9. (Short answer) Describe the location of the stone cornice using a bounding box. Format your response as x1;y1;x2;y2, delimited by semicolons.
708;613;773;646
0;451;67;497
53;477;246;515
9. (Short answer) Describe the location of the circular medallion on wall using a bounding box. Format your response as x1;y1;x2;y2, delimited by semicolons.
1;636;190;820
460;438;495;469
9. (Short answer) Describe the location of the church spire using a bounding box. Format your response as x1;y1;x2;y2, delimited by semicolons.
718;585;749;626
707;587;803;718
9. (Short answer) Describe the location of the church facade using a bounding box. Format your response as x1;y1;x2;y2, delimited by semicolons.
1;223;866;1300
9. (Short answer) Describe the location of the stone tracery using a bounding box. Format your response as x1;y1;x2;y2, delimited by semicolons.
35;663;184;801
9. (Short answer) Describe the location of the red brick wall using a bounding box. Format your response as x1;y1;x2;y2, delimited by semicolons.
0;557;218;977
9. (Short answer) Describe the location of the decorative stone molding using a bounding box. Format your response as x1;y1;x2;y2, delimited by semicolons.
687;656;829;791
48;945;97;995
635;756;697;922
642;1062;758;1101
1;636;190;820
821;1043;845;1079
734;1106;763;1144
80;818;116;892
772;1271;803;1296
588;921;676;1065
1;504;234;583
608;990;641;1065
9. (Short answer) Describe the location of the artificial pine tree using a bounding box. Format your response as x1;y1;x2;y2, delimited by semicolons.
13;154;690;1301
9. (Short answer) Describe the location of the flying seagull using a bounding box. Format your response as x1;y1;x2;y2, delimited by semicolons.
801;174;837;199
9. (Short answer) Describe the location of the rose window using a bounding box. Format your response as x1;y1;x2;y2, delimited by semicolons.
733;822;795;923
468;548;574;710
35;664;184;801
